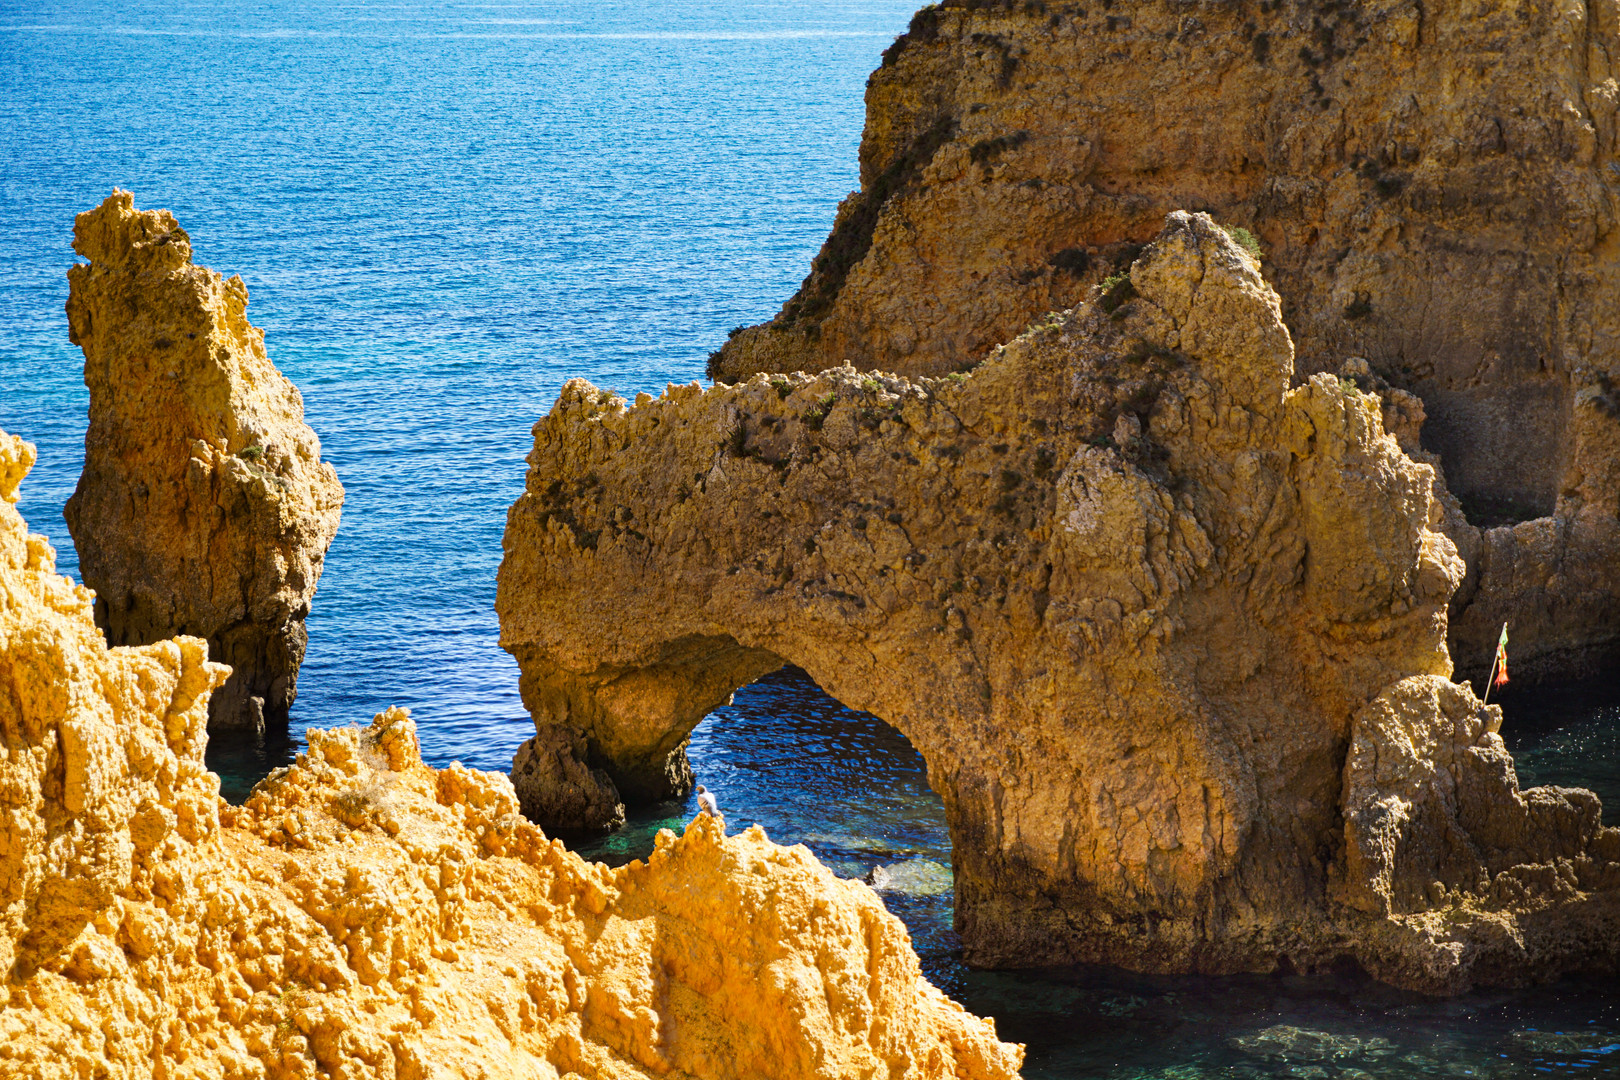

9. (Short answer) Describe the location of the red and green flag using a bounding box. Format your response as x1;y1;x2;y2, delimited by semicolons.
1494;623;1509;687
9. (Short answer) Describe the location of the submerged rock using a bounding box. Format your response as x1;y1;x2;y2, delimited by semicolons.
498;213;1620;991
1228;1025;1395;1063
709;0;1620;684
62;192;343;733
0;429;1022;1079
867;858;954;897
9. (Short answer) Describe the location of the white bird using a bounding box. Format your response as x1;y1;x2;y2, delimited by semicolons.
696;784;722;822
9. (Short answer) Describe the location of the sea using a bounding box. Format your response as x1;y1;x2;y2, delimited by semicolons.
1;2;1616;1076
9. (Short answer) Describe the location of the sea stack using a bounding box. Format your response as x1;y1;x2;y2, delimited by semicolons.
63;191;343;733
710;0;1620;686
498;213;1620;992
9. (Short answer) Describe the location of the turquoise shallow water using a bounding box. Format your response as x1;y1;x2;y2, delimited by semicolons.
2;3;1617;1076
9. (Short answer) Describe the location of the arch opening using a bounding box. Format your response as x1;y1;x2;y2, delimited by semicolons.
573;665;962;969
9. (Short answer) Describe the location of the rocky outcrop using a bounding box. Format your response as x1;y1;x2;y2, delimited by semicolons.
499;214;1620;992
63;192;343;733
710;0;1620;684
0;429;1021;1079
1337;675;1620;989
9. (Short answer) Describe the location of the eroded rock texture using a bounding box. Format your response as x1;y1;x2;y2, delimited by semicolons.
711;0;1620;683
499;215;1620;992
0;430;1021;1080
63;191;343;733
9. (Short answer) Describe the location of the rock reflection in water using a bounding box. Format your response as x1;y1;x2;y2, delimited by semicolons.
574;665;1620;1080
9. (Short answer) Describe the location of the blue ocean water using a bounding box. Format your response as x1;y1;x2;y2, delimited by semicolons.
1;0;904;774
2;3;1617;1077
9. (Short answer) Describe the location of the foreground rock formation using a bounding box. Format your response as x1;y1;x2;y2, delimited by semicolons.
500;214;1620;992
711;0;1620;684
64;192;343;733
0;429;1020;1079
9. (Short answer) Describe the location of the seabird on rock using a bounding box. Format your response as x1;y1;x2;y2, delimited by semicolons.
696;784;723;824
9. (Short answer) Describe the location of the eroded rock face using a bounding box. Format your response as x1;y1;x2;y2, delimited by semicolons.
499;214;1620;992
0;430;1021;1080
63;191;343;733
710;0;1620;683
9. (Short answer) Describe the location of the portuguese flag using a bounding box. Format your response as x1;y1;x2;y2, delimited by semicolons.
1493;623;1509;687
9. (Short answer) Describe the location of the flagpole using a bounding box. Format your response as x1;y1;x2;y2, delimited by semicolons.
1481;621;1508;708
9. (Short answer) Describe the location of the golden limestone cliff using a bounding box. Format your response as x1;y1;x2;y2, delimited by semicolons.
498;214;1620;993
0;431;1022;1080
710;0;1620;686
64;192;344;733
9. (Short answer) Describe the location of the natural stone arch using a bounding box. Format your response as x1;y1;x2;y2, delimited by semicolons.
497;214;1620;991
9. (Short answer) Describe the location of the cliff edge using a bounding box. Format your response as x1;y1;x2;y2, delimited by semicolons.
63;191;344;733
709;0;1620;685
499;214;1620;992
0;429;1021;1079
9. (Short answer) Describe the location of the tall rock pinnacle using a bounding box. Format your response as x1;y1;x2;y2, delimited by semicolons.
63;191;344;733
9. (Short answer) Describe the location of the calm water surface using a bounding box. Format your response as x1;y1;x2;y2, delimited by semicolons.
1;3;1616;1076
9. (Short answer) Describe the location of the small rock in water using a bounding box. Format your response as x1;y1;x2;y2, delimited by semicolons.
864;858;953;896
1229;1025;1391;1063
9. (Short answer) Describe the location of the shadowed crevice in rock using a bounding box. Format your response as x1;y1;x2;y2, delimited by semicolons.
707;0;1620;685
61;191;343;733
499;213;1620;993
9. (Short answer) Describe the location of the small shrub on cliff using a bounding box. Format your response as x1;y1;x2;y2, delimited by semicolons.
1219;224;1263;257
239;445;264;461
1022;311;1065;337
861;376;881;392
803;392;837;431
1099;273;1137;316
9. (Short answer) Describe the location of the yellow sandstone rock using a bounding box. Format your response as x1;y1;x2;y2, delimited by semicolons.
499;213;1620;992
63;191;344;733
0;430;1021;1079
710;0;1620;684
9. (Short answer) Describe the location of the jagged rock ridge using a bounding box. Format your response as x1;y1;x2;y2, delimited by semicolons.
499;214;1620;992
0;428;1022;1079
710;0;1620;685
64;191;344;732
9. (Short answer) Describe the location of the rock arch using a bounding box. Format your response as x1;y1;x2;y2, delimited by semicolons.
497;214;1620;991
